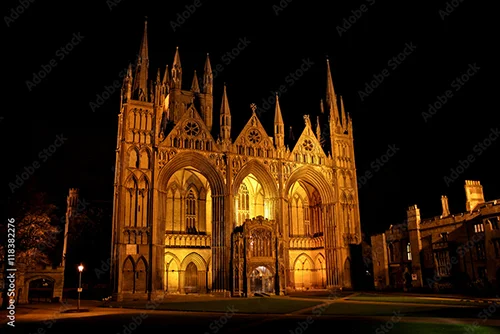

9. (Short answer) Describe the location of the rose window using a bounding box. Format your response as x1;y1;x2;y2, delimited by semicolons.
303;139;313;151
248;129;261;144
184;121;200;137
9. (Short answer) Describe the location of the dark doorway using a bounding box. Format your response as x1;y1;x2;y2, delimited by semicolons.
28;278;54;303
250;266;273;294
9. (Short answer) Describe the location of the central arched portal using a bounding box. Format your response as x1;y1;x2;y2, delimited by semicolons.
250;265;274;294
158;152;227;293
235;173;272;226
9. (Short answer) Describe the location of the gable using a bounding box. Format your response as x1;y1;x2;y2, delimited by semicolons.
290;115;327;164
160;104;218;151
234;112;274;151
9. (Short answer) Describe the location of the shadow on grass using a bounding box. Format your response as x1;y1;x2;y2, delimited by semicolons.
112;297;323;314
317;303;500;320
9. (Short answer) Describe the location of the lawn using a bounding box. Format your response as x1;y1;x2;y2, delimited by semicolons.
345;293;484;306
115;297;323;314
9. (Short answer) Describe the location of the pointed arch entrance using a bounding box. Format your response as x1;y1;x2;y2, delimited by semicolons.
250;265;274;294
232;160;278;227
158;152;226;292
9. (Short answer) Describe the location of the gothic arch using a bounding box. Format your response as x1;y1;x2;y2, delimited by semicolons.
232;159;278;199
128;146;139;168
25;275;55;286
165;251;182;269
314;253;326;265
138;174;150;189
125;174;139;188
293;253;315;269
139;147;151;169
158;152;225;197
285;166;335;204
135;256;148;293
122;256;135;292
181;252;207;271
293;253;315;290
165;252;181;292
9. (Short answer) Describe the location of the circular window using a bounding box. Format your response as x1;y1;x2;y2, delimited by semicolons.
303;139;313;151
184;121;200;137
248;129;261;144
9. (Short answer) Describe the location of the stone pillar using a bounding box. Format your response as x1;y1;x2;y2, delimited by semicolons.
211;195;227;293
324;203;338;288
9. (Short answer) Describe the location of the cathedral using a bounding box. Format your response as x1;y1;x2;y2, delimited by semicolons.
110;21;362;300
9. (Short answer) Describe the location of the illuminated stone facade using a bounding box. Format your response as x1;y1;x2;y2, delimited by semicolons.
371;180;500;293
110;21;362;300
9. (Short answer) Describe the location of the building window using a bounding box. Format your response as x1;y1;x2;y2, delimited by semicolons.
493;239;500;258
489;217;499;230
474;223;484;233
475;241;486;260
186;190;197;233
406;243;412;261
238;184;250;225
436;251;451;276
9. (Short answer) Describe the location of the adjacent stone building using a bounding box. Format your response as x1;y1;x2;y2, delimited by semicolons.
371;180;500;293
110;21;362;300
1;189;78;305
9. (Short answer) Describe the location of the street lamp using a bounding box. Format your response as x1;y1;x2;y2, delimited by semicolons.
77;264;84;311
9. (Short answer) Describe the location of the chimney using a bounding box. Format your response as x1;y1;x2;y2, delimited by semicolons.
441;195;450;217
464;180;485;212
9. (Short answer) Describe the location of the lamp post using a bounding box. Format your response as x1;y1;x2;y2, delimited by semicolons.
77;264;84;311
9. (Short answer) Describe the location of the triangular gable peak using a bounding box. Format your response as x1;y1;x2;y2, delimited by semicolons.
161;103;218;151
290;115;327;165
234;111;274;157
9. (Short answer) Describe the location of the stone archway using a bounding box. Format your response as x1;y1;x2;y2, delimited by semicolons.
158;152;227;292
293;253;315;290
249;265;274;294
27;277;55;303
285;167;339;288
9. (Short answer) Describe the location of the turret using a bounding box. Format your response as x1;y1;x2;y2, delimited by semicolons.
171;46;182;90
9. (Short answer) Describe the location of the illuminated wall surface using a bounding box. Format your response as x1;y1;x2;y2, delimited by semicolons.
111;22;362;300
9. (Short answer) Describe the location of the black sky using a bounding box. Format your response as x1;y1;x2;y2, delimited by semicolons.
4;0;498;237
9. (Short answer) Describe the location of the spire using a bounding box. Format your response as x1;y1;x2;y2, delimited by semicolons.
274;93;285;148
326;57;339;125
191;70;200;93
203;53;213;95
219;84;231;143
132;19;149;101
340;95;348;133
316;116;321;141
171;46;182;89
162;65;170;86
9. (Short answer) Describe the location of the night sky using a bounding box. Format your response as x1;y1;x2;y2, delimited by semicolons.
4;0;498;237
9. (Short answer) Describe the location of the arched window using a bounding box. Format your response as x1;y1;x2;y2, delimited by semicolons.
186;190;197;233
238;184;250;225
406;243;412;261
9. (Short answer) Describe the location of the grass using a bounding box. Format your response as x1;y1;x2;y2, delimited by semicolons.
345;293;486;306
115;297;323;314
